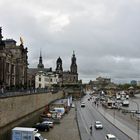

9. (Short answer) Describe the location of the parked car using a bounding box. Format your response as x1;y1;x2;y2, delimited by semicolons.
105;134;118;140
33;123;50;131
94;121;103;129
42;121;54;128
72;103;75;108
42;117;60;124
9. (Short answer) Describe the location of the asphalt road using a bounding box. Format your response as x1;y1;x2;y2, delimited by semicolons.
77;95;131;140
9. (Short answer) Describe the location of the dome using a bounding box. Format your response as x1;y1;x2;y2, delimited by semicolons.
57;57;62;63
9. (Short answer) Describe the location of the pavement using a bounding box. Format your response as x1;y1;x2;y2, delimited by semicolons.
40;107;81;140
97;104;138;140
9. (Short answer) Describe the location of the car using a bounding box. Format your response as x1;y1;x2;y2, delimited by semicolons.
72;103;75;108
33;122;50;131
94;121;103;129
81;102;85;107
105;134;118;140
42;120;54;128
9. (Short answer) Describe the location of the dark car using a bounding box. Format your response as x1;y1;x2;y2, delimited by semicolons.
34;123;50;131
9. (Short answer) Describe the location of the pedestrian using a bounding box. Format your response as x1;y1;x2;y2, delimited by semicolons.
89;124;93;135
1;86;4;94
97;103;98;108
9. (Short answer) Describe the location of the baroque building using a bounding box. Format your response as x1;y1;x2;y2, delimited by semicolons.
0;27;28;89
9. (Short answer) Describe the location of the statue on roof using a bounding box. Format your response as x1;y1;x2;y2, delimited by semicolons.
20;37;24;45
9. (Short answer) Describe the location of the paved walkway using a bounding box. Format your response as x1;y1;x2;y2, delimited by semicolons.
41;108;80;140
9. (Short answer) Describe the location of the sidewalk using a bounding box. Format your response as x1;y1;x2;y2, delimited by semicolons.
41;108;81;140
98;105;138;140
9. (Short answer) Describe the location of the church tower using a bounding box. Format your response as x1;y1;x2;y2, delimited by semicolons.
0;27;3;41
37;51;44;69
56;57;63;73
70;51;77;74
0;27;5;48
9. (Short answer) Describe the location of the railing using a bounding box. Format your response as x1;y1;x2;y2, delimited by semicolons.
131;99;140;140
0;87;62;98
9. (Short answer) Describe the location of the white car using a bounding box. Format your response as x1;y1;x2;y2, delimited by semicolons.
81;102;85;107
42;121;54;128
72;103;75;108
105;134;118;140
94;121;103;129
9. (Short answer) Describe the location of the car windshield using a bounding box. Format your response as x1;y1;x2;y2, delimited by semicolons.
96;122;101;124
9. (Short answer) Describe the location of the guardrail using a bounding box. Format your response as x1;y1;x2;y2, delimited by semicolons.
0;88;61;98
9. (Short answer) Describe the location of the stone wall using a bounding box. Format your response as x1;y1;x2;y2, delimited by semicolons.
0;91;63;128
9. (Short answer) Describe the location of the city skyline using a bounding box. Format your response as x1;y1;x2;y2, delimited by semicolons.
0;0;140;83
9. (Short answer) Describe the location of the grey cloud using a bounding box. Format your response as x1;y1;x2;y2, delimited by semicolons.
0;0;140;83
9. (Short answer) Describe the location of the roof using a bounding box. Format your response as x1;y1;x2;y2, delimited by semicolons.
12;127;37;132
95;121;101;123
28;68;52;75
57;57;62;63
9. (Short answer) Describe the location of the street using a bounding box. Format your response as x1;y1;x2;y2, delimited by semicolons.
77;94;131;140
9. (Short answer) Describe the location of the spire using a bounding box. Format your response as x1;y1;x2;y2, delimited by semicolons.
37;50;44;69
72;50;76;64
70;51;77;73
40;50;42;58
73;50;75;56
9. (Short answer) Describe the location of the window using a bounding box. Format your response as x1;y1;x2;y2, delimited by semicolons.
39;77;41;81
35;137;40;140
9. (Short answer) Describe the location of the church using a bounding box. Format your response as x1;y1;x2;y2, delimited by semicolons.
55;51;78;85
30;51;79;89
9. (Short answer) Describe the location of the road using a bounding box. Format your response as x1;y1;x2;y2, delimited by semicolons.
77;94;131;140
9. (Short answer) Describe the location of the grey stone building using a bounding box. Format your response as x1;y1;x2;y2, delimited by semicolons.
0;27;28;89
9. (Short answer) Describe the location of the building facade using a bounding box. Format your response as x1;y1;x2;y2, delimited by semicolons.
35;71;59;88
0;27;28;89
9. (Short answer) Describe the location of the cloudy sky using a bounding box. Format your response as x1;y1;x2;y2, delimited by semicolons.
1;0;140;83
